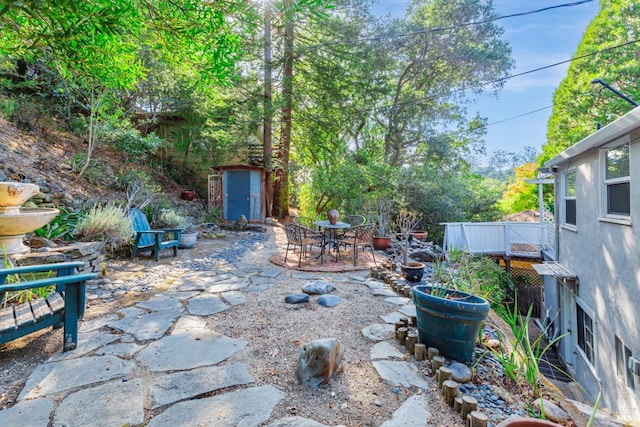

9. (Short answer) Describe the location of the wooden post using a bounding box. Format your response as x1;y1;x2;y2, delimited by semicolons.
442;379;459;406
436;366;452;389
405;332;417;354
397;327;407;345
465;411;488;427
453;396;463;413
461;395;478;421
410;315;417;326
371;267;378;278
431;355;445;375
403;285;411;296
427;347;440;361
414;343;426;361
400;317;409;327
394;321;404;333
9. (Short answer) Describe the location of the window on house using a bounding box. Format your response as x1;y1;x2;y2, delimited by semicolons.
604;142;630;216
577;304;594;363
564;170;576;226
616;336;635;391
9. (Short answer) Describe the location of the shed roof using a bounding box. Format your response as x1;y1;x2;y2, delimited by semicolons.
545;106;640;168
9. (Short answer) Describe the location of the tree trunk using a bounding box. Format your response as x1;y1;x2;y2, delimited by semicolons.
272;2;293;218
263;3;273;218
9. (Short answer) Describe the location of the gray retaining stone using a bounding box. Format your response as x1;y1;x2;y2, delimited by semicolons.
146;385;285;427
19;355;135;399
0;397;54;427
150;363;254;409
54;378;145;427
380;394;431;427
109;307;183;341
186;294;230;316
135;331;247;372
372;360;429;389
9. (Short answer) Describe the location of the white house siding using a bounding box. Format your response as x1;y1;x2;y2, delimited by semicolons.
549;127;640;420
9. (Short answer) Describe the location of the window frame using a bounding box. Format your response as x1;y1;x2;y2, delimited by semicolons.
599;136;631;224
615;336;635;391
576;300;595;365
562;169;577;228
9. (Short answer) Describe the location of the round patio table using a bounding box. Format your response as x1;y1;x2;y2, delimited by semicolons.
314;220;351;263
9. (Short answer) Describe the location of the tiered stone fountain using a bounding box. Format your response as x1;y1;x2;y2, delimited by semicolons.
0;182;59;255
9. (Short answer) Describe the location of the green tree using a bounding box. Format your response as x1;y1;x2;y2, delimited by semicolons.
543;0;640;163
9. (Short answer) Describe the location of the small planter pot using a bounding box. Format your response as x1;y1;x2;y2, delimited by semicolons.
180;190;196;201
179;232;198;249
372;236;392;250
400;261;424;282
411;230;428;241
411;285;490;362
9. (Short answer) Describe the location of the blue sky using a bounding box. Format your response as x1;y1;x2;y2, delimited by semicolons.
372;0;601;165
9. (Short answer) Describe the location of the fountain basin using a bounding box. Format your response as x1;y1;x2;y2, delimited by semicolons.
0;207;59;254
0;182;39;207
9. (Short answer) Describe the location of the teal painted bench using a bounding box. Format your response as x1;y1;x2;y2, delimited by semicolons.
0;261;98;351
128;208;183;261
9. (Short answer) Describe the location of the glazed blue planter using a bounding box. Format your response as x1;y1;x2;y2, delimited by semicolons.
411;285;490;362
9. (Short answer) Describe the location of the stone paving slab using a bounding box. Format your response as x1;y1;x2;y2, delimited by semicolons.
136;295;184;311
53;378;145;427
94;342;145;358
135;332;247;372
0;397;54;427
399;304;416;317
207;276;250;292
370;341;406;361
361;323;395;341
380;311;406;324
173;315;208;332
80;314;119;332
372;360;429;389
380;394;431;427
48;332;120;361
372;288;398;297
19;355;136;399
150;363;254;409
267;416;330;426
221;290;247;305
146;385;285;427
109;307;184;341
259;268;284;278
384;296;411;305
186;293;230;316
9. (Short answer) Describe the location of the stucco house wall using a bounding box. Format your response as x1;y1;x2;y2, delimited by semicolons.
544;109;640;420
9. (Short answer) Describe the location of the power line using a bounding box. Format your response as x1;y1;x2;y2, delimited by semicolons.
298;0;595;51
487;105;552;127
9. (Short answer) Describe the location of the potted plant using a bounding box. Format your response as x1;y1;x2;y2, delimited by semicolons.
393;209;424;282
410;257;491;362
371;197;392;250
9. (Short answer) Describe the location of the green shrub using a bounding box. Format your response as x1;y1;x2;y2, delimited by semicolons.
201;206;222;225
97;123;163;163
154;209;190;230
34;207;82;241
75;203;133;252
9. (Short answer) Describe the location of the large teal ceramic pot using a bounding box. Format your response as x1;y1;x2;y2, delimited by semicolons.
411;285;490;362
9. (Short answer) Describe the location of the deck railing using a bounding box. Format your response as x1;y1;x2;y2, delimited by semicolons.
442;221;553;258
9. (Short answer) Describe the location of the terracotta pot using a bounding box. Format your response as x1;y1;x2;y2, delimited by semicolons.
412;230;428;241
180;190;196;201
496;417;560;426
328;209;339;225
372;236;392;250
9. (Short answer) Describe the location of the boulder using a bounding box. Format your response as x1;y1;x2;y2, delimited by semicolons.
295;338;343;388
233;215;248;231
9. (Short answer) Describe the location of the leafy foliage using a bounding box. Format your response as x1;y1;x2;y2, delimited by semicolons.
75;202;133;252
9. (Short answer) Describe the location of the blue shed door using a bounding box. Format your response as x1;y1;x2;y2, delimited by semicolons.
227;171;251;221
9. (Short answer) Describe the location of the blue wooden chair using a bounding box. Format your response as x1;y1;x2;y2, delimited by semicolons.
128;208;182;261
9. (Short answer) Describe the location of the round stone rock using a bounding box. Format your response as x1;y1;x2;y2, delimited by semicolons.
317;295;341;307
285;294;310;304
449;362;473;383
302;280;335;295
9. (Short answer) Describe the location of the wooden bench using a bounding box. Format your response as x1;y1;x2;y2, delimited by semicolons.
128;208;183;261
0;261;98;351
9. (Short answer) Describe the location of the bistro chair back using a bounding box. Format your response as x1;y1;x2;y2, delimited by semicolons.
283;222;322;267
343;215;366;226
342;223;376;266
293;216;316;230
